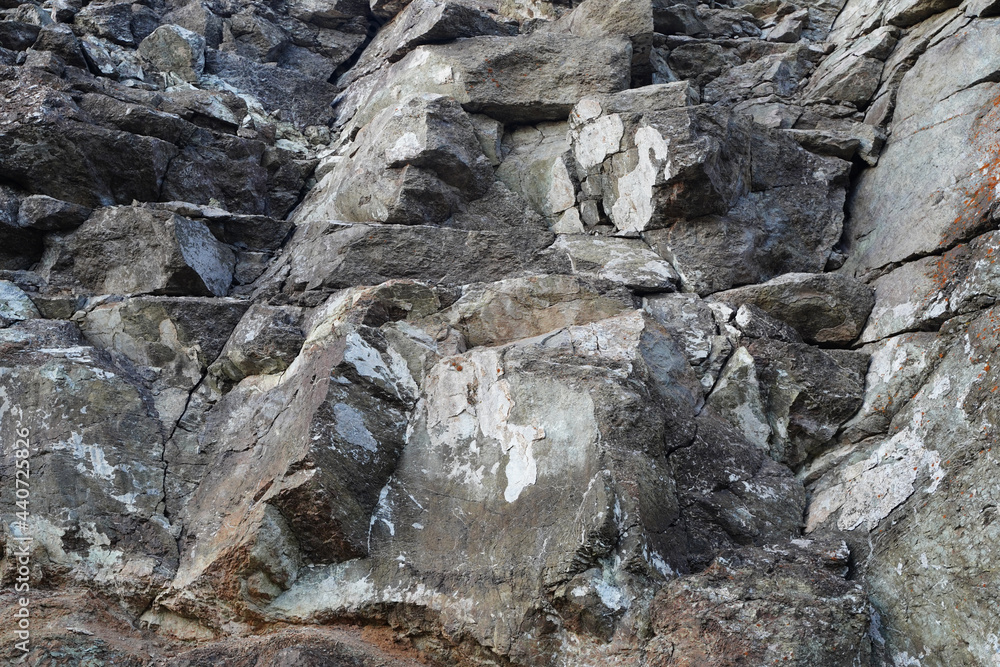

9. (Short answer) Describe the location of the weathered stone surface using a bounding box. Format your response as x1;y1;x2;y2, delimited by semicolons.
77;295;249;424
842;19;1000;279
293;94;494;225
138;24;206;82
266;220;567;296
153;284;431;627
0;320;177;614
16;194;92;231
203;50;342;129
8;0;1000;656
0;279;40;325
744;338;867;467
268;311;805;665
805;306;1000;665
553;235;679;292
496;121;577;222
567;97;849;294
710;272;875;344
335;32;632;130
417;274;628;347
0;73;177;208
48;206;236;297
211;303;306;380
645;539;870;665
348;0;514;82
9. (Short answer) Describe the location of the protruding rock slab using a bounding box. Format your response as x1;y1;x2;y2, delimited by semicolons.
49;206;235;297
711;272;874;345
842;20;1000;280
293;94;493;225
335;32;632;130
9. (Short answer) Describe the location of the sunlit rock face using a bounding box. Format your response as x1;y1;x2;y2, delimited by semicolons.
2;0;998;663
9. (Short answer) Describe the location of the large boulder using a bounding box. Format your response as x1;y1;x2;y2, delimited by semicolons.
842;19;1000;280
334;31;632;130
267;311;805;665
293;94;494;225
46;206;236;297
710;272;875;345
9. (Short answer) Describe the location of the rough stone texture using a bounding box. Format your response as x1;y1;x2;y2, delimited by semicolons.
16;195;92;232
710;272;875;344
46;206;236;297
553;235;679;292
0;321;177;615
842;19;1000;280
6;0;1000;660
334;32;632;130
293;94;494;225
138;24;206;82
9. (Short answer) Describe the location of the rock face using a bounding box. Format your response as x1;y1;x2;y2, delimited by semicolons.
1;0;997;663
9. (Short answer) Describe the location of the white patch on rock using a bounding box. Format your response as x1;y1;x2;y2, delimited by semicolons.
385;131;422;164
610;125;672;233
836;428;943;532
574;113;624;170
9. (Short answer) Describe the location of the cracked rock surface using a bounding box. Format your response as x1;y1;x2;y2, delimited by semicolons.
0;0;997;664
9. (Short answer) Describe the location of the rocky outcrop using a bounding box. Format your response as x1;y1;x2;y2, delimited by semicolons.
1;0;998;663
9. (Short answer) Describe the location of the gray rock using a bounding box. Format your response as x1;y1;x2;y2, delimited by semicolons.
335;32;632;130
643;291;735;392
74;2;137;46
16;195;92;231
0;21;41;51
154;283;430;626
885;0;962;27
841;19;1000;279
567;101;849;297
552;234;680;293
347;0;514;82
745;338;867;467
211;303;307;380
51;206;235;297
496;121;577;222
0;280;40;324
646;539;869;664
269;220;567;297
138;24;206;83
0;320;177;615
77;295;249;424
293;94;494;225
203;50;341;129
710;272;875;345
804;305;1000;665
268;311;803;664
416;274;628;347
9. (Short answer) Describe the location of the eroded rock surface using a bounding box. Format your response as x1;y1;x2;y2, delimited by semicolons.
2;0;997;663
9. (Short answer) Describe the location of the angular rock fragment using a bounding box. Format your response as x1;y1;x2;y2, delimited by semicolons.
268;220;567;297
153;283;436;627
16;195;92;231
0;280;40;325
48;206;235;297
843;19;1000;279
211;303;307;380
270;311;804;664
294;94;493;225
710;272;875;345
553;234;679;292
138;24;206;82
335;32;631;130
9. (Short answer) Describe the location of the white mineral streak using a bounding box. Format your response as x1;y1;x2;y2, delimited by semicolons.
610;125;672;233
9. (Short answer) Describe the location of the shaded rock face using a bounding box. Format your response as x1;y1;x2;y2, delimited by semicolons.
2;0;999;663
